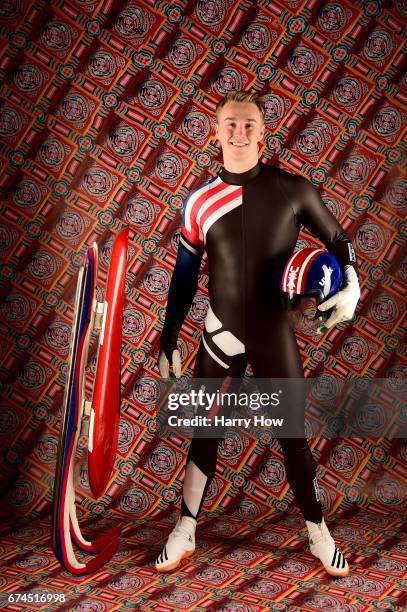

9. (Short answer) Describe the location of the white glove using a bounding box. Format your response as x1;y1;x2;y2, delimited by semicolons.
158;348;182;379
317;266;360;329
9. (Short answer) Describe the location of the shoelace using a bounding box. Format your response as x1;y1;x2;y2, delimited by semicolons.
309;524;334;547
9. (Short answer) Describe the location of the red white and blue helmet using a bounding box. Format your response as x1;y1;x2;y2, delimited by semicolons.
280;248;343;302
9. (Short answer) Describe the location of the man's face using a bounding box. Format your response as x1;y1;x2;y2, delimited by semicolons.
215;101;265;163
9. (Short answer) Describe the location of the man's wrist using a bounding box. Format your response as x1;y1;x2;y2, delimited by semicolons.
159;334;176;360
343;265;359;285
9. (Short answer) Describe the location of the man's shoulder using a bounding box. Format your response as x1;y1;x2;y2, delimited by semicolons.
264;163;310;190
185;174;219;203
263;163;303;181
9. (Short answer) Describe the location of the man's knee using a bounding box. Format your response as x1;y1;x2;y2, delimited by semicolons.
188;437;220;477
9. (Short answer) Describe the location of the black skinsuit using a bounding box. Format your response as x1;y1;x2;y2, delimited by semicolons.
160;161;357;522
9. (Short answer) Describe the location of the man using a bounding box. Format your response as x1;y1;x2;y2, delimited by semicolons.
155;91;360;576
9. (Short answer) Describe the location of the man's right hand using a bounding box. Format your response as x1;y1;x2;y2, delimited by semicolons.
158;348;182;379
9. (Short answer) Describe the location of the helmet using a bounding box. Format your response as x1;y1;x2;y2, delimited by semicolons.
280;248;342;302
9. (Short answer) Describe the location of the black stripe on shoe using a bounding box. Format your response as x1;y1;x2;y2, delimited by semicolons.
332;548;338;567
164;546;168;562
336;552;342;569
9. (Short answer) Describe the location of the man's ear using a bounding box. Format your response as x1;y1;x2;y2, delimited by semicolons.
259;122;265;141
214;122;220;146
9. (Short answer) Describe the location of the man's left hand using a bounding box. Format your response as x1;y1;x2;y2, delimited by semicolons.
317;266;360;329
158;348;182;379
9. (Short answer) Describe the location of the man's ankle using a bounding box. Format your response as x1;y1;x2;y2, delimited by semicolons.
179;515;197;530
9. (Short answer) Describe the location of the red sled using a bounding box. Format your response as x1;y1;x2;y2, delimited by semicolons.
52;228;128;574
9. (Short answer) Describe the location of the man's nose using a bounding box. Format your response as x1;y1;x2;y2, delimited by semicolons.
234;124;246;139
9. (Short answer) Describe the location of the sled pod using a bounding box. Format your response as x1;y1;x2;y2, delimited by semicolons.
52;228;128;574
88;227;128;498
52;245;120;574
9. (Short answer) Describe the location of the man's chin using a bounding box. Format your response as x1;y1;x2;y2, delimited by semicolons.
227;147;250;156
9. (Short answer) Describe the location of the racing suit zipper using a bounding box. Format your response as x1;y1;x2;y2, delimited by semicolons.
241;185;246;349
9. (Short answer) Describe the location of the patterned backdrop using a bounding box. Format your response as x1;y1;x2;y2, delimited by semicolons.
0;0;406;609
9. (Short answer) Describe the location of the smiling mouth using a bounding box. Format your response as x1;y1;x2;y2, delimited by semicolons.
230;143;248;148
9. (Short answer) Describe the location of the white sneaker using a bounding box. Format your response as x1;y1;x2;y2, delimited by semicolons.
155;516;196;572
306;518;349;577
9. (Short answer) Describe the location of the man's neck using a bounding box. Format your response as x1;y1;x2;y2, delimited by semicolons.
223;157;260;174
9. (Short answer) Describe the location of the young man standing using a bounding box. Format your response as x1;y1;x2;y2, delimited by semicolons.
156;91;360;576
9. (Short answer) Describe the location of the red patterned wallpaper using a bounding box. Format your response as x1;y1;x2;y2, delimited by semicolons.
0;0;406;530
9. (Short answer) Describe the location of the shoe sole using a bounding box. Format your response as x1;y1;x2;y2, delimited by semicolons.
325;565;350;578
155;549;194;572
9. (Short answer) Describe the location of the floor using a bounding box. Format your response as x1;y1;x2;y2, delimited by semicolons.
0;507;405;611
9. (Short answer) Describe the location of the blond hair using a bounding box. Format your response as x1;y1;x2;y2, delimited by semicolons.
215;91;266;122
